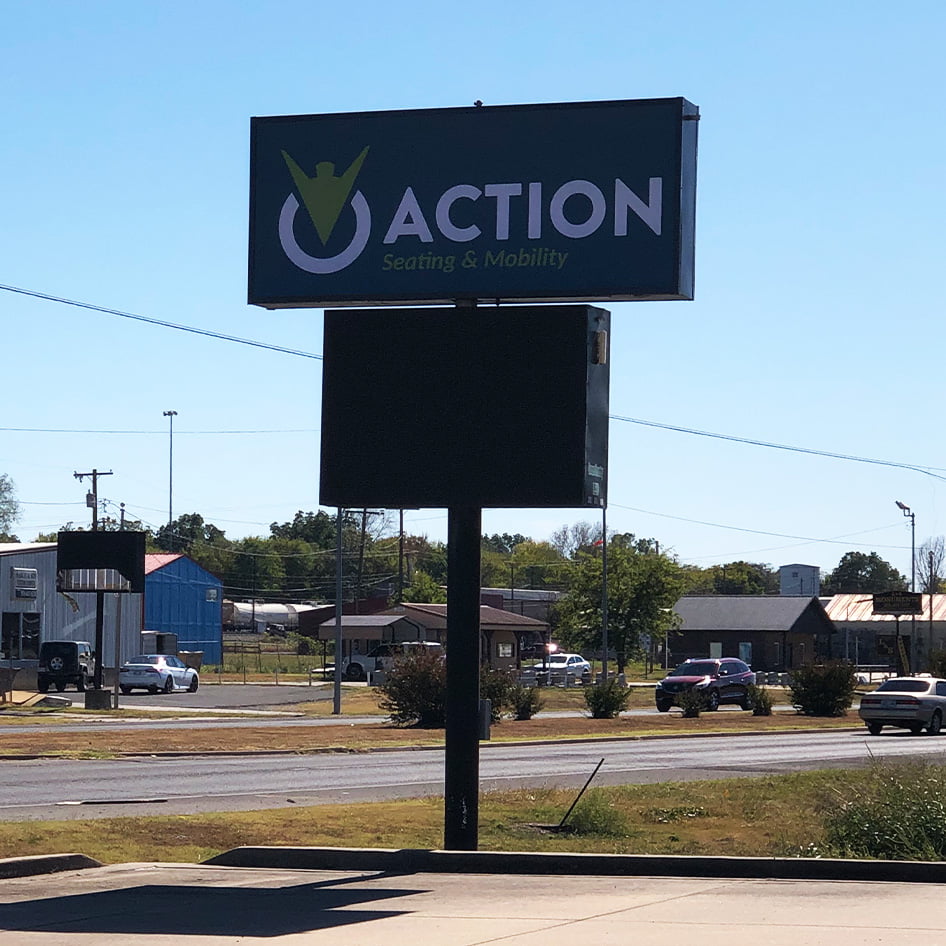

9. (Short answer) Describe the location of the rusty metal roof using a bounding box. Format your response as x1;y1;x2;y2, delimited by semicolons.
824;593;946;622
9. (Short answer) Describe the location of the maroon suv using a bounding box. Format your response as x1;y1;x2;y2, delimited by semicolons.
655;657;755;712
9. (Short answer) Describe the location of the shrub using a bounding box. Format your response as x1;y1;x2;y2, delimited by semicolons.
583;679;630;719
480;666;517;722
748;683;773;716
563;788;631;837
929;649;946;678
676;687;704;718
377;651;446;727
789;660;858;716
823;761;946;860
508;683;545;720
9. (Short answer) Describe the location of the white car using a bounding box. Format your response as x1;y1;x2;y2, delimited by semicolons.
532;653;592;681
119;654;199;694
858;676;946;735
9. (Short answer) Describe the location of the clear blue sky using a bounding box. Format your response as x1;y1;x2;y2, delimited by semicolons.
2;0;943;581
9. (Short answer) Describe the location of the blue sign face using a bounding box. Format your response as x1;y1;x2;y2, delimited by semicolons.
249;97;698;308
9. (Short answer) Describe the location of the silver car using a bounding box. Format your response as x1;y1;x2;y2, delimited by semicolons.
858;676;946;735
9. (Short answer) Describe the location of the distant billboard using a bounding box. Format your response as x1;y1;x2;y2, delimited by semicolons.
249;97;698;308
872;592;923;615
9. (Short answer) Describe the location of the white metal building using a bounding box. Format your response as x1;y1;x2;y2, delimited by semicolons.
0;543;143;681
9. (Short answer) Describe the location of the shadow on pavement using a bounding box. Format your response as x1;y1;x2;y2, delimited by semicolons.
0;874;424;937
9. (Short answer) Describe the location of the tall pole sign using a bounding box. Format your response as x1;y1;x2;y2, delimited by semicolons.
249;97;698;852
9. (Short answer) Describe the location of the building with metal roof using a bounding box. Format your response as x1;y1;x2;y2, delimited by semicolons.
671;595;836;672
0;544;222;685
823;593;946;673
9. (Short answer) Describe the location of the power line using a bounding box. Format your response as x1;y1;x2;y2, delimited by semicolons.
611;414;946;481
610;502;908;551
0;427;319;434
6;280;946;480
0;283;322;361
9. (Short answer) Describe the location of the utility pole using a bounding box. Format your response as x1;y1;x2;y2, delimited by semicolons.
163;410;178;531
73;469;113;530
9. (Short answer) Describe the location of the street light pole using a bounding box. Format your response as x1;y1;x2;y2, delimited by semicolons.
896;500;916;673
896;501;916;591
163;410;177;531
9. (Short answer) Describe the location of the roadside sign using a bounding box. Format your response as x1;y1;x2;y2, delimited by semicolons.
249;97;698;307
872;591;923;615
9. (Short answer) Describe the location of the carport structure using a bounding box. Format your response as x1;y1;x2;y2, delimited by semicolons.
314;614;427;671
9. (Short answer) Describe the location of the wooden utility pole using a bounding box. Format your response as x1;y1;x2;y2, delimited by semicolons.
73;469;113;530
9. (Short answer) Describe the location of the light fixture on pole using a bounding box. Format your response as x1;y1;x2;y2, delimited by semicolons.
896;500;917;675
895;501;916;591
163;411;178;531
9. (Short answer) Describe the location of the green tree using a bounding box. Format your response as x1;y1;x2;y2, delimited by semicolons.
709;561;778;595
405;536;447;584
555;540;687;673
224;537;286;599
509;540;568;587
270;509;338;547
154;512;226;554
402;569;446;603
481;532;529;555
0;474;20;539
822;551;908;594
270;537;318;597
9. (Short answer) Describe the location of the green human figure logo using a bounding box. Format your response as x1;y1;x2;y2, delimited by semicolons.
282;146;369;246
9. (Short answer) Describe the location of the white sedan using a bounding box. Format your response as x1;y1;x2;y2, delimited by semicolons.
858;676;946;735
532;653;592;682
119;654;199;694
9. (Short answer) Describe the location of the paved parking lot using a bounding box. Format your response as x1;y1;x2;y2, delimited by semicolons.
115;682;335;711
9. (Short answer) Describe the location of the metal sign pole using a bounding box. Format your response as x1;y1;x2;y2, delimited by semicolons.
334;508;344;714
444;504;481;851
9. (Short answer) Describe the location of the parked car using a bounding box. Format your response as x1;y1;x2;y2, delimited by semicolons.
655;657;755;712
858;676;946;735
119;654;199;694
342;641;443;682
37;640;95;693
531;652;592;682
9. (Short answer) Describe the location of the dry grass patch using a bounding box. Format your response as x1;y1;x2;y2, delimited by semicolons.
0;708;855;757
0;769;864;864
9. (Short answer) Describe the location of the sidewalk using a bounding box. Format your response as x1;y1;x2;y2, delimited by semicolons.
1;849;943;944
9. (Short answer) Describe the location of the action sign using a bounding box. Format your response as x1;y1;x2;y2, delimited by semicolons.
249;98;698;307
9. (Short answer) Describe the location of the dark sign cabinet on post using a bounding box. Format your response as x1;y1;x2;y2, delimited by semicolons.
56;531;146;709
249;95;698;850
319;305;610;510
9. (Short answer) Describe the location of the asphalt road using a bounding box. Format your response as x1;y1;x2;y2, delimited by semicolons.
3;728;944;822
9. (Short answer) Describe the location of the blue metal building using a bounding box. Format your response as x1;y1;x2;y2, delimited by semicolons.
145;554;222;664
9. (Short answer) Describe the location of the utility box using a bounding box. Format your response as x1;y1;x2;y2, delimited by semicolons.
320;305;609;509
141;632;178;655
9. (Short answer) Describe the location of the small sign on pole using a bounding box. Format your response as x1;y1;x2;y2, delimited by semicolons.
872;591;923;615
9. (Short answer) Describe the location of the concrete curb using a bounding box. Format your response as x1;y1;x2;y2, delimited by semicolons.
0;853;103;879
205;844;946;883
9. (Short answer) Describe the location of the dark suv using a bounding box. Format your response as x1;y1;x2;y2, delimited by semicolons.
655;657;755;712
37;640;95;693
